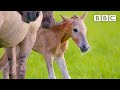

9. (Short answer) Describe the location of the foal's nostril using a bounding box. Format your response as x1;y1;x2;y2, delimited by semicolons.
36;12;39;18
83;45;86;49
80;44;90;53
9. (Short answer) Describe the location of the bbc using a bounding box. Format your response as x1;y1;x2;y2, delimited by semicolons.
94;15;116;22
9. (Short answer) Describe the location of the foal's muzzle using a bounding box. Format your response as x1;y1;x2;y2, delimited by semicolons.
80;44;90;53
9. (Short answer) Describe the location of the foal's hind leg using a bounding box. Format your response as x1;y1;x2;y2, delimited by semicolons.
55;55;71;79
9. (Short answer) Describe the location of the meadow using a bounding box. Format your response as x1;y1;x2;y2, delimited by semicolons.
0;11;120;79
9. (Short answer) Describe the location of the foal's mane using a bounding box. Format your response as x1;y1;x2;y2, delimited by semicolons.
50;15;79;31
71;15;79;19
50;21;69;31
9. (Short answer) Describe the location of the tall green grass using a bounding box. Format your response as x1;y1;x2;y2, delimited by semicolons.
0;11;120;79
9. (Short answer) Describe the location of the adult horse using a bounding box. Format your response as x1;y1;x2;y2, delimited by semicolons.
18;11;40;23
0;11;55;79
0;11;43;79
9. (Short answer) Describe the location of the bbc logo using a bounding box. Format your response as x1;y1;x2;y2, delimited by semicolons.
94;15;116;22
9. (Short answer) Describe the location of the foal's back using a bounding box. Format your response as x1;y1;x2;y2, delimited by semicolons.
33;26;68;56
33;27;57;54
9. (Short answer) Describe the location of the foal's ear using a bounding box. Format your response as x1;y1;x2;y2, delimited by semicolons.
60;15;70;22
80;11;88;21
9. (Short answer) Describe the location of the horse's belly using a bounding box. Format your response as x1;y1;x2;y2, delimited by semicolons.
0;12;30;47
0;25;30;47
0;11;43;48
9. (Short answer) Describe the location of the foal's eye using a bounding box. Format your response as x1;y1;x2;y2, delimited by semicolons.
73;29;78;32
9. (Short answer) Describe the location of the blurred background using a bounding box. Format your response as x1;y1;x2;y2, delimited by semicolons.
0;11;120;79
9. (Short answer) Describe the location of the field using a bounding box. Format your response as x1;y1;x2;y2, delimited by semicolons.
0;11;120;79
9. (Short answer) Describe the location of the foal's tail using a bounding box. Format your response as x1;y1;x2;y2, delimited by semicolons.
0;49;8;71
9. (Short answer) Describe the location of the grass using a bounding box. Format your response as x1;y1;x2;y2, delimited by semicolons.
0;11;120;79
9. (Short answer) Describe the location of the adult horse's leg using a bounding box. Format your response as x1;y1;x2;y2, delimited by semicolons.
7;47;17;79
0;49;9;79
2;63;9;79
55;55;71;79
1;29;40;79
17;28;38;79
44;53;56;79
17;11;43;79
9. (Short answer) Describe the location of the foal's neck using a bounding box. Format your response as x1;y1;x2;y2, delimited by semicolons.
51;22;71;45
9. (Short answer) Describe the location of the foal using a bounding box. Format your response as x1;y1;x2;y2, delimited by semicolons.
1;12;90;79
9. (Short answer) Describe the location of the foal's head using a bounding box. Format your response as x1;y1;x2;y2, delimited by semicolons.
18;11;41;23
61;12;90;53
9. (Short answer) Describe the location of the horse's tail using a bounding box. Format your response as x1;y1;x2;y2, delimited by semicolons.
0;49;8;71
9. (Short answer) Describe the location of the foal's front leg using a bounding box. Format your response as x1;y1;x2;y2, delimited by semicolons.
55;55;71;79
44;54;56;79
